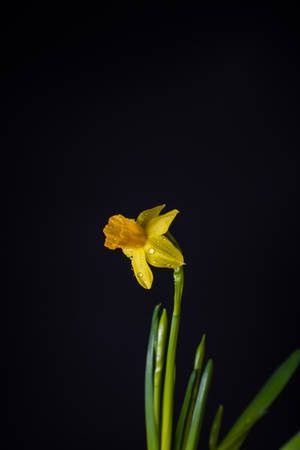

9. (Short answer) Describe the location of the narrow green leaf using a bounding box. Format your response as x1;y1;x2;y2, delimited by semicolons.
185;359;214;450
217;349;300;450
217;420;255;450
145;304;161;450
279;431;300;450
209;405;224;450
221;430;250;450
182;335;206;450
174;370;197;450
154;308;168;430
194;335;206;371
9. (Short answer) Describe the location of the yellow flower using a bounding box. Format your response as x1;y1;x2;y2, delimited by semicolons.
103;204;184;289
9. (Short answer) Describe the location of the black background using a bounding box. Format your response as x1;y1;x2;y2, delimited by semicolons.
4;7;300;450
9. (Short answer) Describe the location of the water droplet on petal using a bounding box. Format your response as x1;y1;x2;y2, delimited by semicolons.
148;248;155;254
137;272;143;277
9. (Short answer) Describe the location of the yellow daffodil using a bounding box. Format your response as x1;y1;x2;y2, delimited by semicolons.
103;204;184;289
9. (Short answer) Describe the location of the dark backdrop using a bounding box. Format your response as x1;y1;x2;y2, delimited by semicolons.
4;7;300;450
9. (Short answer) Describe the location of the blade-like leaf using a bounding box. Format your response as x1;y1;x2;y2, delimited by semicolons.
154;308;168;430
222;431;250;450
209;405;224;450
217;349;300;450
182;334;206;448
217;420;255;450
217;410;265;450
145;304;161;450
185;359;214;450
279;431;300;450
182;336;206;449
174;370;197;450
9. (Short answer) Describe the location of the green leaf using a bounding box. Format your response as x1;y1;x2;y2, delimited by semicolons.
174;370;197;450
194;336;206;371
145;304;161;450
217;420;255;450
185;359;214;450
154;308;168;430
279;431;300;450
217;349;300;450
182;335;206;450
209;405;224;450
221;431;250;450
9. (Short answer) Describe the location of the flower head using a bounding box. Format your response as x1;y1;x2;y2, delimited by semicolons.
103;204;184;289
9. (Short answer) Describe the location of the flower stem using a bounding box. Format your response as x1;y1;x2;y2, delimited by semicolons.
161;266;184;450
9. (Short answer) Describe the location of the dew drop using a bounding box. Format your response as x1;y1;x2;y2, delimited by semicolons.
137;272;143;277
148;248;155;254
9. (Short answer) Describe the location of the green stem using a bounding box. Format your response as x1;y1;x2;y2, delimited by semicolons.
161;266;184;450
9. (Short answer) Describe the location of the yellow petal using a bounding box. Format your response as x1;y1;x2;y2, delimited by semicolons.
144;235;184;268
132;249;153;289
136;204;166;227
122;247;134;259
145;209;179;237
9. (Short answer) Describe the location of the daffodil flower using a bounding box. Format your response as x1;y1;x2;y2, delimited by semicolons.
103;204;184;289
